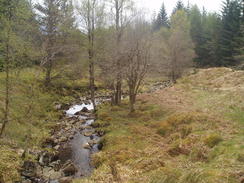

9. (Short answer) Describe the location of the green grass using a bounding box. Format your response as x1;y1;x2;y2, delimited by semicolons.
74;68;244;183
0;67;90;182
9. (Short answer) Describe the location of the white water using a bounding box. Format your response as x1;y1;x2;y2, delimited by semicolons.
66;102;94;116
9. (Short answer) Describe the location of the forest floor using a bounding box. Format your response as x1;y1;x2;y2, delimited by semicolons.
75;67;244;183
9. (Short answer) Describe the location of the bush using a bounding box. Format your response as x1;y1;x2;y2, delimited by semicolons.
204;134;223;148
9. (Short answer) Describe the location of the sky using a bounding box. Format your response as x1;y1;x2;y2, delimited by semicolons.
34;0;223;15
135;0;223;15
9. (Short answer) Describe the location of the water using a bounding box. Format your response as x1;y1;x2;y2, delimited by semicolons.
66;102;94;116
65;101;100;177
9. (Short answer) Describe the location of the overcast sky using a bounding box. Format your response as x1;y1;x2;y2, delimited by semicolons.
34;0;223;15
136;0;223;15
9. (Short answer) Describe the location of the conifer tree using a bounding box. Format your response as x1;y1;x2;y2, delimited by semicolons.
35;0;62;86
154;2;169;30
219;0;242;66
172;0;185;15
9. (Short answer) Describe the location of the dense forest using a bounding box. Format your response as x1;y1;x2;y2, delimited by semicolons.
0;0;243;182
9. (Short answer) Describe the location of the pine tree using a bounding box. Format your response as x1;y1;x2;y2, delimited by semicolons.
154;2;169;30
172;0;185;15
219;0;242;66
35;0;63;86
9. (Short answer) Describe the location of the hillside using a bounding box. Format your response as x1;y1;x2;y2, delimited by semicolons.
75;68;244;183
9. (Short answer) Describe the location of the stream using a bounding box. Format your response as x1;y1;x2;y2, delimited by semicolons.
21;99;106;183
66;102;100;177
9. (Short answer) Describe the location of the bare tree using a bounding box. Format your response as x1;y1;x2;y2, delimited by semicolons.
124;19;151;112
108;0;135;105
76;0;105;111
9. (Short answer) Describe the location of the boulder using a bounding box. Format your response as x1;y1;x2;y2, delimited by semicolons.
81;107;89;112
62;161;77;176
21;161;37;178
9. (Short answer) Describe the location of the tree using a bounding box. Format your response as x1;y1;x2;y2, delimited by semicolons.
154;2;169;30
124;19;150;112
188;5;209;66
172;0;185;15
77;0;105;111
109;0;135;105
219;0;243;66
0;0;35;136
167;10;194;83
35;0;62;86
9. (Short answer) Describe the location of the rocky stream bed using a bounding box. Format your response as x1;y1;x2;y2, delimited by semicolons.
20;99;106;183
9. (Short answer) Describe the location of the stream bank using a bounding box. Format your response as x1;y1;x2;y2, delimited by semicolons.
20;98;108;183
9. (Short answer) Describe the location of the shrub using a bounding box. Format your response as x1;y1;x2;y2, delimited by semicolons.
204;134;223;148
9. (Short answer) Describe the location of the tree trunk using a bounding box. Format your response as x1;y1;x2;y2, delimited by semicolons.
88;0;96;112
129;86;136;113
45;59;52;87
115;75;122;105
89;51;96;112
129;94;136;113
114;0;122;106
0;33;10;137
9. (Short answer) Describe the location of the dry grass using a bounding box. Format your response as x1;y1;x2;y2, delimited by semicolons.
74;67;244;183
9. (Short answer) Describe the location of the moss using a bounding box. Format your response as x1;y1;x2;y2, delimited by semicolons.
0;146;22;182
204;134;223;148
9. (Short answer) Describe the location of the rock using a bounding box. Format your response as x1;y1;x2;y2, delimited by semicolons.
42;137;56;148
16;148;25;158
21;161;37;178
59;177;73;183
83;131;94;137
21;179;32;183
81;107;89;112
43;167;62;179
55;104;62;110
88;139;99;146
57;145;72;163
62;161;77;176
83;143;91;149
39;152;55;166
54;145;60;150
49;160;62;171
60;136;68;142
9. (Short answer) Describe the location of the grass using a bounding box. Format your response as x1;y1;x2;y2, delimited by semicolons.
74;67;244;183
0;67;91;182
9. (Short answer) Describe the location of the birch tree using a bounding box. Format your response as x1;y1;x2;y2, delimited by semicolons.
108;0;135;105
77;0;105;111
